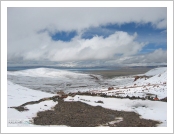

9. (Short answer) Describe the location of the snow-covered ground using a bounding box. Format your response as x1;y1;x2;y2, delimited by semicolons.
7;67;167;127
7;81;58;127
94;67;167;100
7;68;104;93
143;67;167;76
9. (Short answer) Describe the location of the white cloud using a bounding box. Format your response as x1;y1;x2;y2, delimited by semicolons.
7;7;167;65
143;48;167;63
8;31;146;62
118;48;167;65
156;19;167;29
60;48;167;67
8;7;166;40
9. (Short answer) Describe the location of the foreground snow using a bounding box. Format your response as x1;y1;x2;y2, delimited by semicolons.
7;81;55;107
65;95;167;127
7;81;58;127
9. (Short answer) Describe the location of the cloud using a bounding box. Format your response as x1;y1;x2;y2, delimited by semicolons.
120;48;167;65
8;7;166;40
7;7;167;66
61;48;167;67
8;31;146;62
156;19;167;29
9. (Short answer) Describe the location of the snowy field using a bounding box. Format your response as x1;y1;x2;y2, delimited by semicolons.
7;81;58;127
7;67;167;127
7;68;103;93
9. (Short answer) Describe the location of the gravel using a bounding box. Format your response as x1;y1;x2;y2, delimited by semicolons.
33;99;160;127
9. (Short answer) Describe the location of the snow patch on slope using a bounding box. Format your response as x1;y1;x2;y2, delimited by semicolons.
7;80;55;107
144;67;167;76
134;67;167;85
7;81;58;126
7;68;89;78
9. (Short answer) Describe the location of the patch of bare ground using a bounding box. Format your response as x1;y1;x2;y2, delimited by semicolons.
134;75;152;81
33;99;160;127
70;92;167;102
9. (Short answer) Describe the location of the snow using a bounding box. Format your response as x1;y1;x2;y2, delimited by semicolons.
8;101;57;127
94;67;167;100
7;68;103;93
7;67;167;127
7;67;167;98
7;81;55;107
65;95;167;127
7;68;89;78
144;67;167;76
134;68;167;85
7;81;58;126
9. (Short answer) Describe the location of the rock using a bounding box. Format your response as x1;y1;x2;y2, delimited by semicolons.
126;95;129;98
134;76;140;81
95;100;104;103
154;97;159;101
11;106;29;112
131;96;136;99
160;97;167;102
41;97;50;101
154;95;159;101
57;90;66;96
134;75;152;81
59;95;68;99
108;87;114;90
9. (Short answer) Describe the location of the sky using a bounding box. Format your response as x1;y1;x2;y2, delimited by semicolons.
7;7;167;67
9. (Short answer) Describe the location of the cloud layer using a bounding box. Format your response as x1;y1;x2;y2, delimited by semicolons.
7;7;167;66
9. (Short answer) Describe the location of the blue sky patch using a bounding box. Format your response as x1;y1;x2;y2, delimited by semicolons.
50;31;77;41
81;27;115;39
